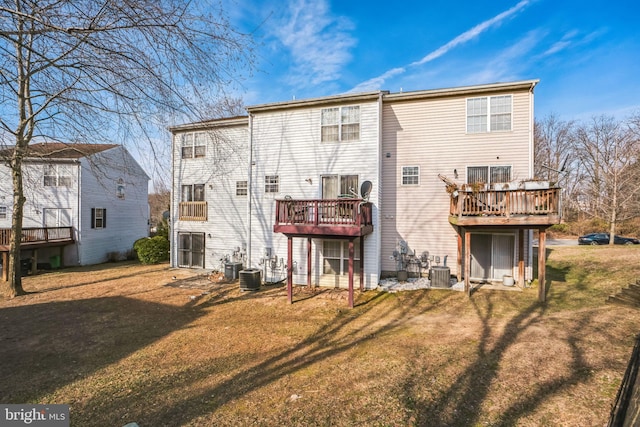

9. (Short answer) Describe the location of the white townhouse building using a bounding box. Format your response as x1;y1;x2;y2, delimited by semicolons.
0;143;150;278
170;80;561;306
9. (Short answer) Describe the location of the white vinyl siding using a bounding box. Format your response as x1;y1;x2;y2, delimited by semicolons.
171;120;249;271
382;89;532;276
467;95;512;133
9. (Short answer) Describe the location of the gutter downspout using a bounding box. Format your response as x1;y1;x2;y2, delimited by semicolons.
76;160;81;265
170;133;176;268
247;113;254;267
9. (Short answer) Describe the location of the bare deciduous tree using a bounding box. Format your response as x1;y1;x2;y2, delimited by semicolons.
572;115;640;243
0;0;253;296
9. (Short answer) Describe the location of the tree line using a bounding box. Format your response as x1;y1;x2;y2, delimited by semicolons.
534;114;640;239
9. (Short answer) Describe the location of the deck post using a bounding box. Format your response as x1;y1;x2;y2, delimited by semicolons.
307;237;312;287
518;229;525;287
359;236;364;292
457;233;462;282
464;229;471;295
348;239;354;308
538;229;546;302
287;236;293;304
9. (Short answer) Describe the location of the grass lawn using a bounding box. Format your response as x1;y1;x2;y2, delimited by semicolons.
1;245;639;426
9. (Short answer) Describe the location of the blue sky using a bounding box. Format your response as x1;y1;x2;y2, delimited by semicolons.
227;0;640;121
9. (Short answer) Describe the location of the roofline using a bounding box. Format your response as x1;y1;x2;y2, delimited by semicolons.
246;91;387;113
383;80;539;103
168;116;248;132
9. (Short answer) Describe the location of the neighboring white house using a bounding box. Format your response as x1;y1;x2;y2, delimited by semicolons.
0;143;150;269
169;80;561;301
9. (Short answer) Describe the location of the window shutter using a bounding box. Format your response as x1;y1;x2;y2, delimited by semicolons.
91;208;95;229
103;209;106;228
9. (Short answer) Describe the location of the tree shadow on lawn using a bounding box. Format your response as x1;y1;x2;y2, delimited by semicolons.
0;295;203;404
70;287;460;425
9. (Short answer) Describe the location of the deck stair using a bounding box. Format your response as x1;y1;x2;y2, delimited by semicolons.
607;280;640;309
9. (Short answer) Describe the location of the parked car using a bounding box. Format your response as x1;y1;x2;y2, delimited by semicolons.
578;233;640;245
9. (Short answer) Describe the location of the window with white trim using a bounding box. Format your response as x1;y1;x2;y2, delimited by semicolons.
321;106;360;142
402;166;420;185
91;208;106;229
467;166;511;185
181;132;206;158
322;240;361;275
265;175;279;193
236;180;247;196
466;95;512;133
0;206;6;219
181;184;205;202
44;164;72;187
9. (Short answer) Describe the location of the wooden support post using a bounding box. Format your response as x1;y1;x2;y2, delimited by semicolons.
287;236;293;304
307;238;312;288
348;239;354;308
464;230;471;296
538;229;546;302
518;229;525;287
1;252;7;282
359;237;364;292
457;233;462;282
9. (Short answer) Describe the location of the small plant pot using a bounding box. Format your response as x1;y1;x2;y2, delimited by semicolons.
503;275;515;287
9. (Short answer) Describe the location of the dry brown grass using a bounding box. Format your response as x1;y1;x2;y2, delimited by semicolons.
1;246;639;426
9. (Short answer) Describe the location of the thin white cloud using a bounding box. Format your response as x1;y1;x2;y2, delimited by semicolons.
274;0;356;86
350;0;533;92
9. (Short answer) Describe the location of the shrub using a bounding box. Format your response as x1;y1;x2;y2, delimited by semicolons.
134;236;169;264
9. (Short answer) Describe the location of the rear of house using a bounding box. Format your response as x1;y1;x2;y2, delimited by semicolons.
169;80;558;294
381;81;539;284
0;143;150;272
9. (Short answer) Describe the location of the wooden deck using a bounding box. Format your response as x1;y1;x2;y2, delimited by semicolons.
448;187;562;227
0;227;75;251
273;198;373;237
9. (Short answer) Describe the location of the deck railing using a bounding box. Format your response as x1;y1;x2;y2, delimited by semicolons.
449;188;561;218
0;227;74;247
179;201;208;221
275;198;373;228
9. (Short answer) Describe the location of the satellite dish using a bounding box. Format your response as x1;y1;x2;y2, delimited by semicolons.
360;180;372;200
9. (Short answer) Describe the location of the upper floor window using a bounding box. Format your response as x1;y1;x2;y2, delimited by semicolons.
181;132;206;159
116;178;125;199
265;175;279;193
402;166;420;185
91;208;106;229
181;184;205;202
0;206;6;219
467;165;512;185
321;106;360;142
44;164;72;187
236;180;248;196
466;95;512;133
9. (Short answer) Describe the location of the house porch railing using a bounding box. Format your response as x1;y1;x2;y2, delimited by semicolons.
0;227;74;247
275;198;373;228
179;201;208;221
450;187;561;218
